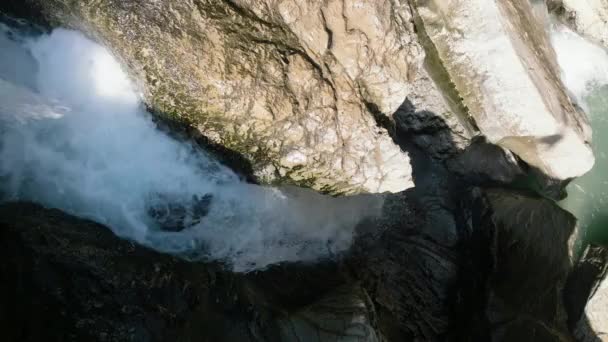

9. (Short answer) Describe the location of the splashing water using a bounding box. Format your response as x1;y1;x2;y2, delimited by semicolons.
552;25;608;247
0;24;383;272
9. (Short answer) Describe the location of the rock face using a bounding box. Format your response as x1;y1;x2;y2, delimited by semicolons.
472;188;577;341
0;187;600;341
0;201;382;342
582;276;608;340
0;2;605;340
0;196;462;341
0;184;465;341
412;0;594;181
276;285;381;342
2;0;596;191
352;169;462;341
550;0;608;49
567;246;608;341
4;0;451;194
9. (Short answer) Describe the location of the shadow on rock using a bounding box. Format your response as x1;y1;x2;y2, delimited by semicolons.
564;244;608;341
0;96;603;342
359;97;602;341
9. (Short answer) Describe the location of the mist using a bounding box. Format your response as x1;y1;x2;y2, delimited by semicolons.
551;24;608;104
0;24;383;272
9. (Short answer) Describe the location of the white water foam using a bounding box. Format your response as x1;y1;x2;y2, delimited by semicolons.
552;24;608;106
0;27;383;272
552;24;608;246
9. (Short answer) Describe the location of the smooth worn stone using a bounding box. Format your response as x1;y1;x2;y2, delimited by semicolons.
0;0;452;194
0;201;383;342
568;245;608;341
412;0;595;181
468;188;579;341
549;0;608;49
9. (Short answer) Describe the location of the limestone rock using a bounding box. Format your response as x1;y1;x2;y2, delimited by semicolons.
2;0;458;194
0;201;382;342
550;0;608;49
467;188;579;341
568;246;608;341
450;136;525;185
351;165;462;341
3;0;597;190
412;0;595;181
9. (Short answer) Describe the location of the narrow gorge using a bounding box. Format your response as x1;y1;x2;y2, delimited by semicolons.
0;0;607;341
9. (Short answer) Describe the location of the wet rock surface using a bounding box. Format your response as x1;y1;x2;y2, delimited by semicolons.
2;0;594;192
549;0;608;49
567;245;608;341
0;202;373;342
473;188;577;341
0;202;258;342
1;0;446;194
1;182;602;341
412;0;594;181
0;1;605;341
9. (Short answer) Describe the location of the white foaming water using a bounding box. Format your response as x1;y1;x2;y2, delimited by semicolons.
0;27;383;272
552;24;608;246
552;25;608;104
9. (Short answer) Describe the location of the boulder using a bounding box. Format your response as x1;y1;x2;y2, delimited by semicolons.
350;158;463;341
465;188;579;341
0;188;597;341
3;0;594;190
567;245;608;341
0;0;460;194
549;0;608;49
0;201;383;341
412;0;595;181
0;190;466;341
580;275;608;341
276;285;380;342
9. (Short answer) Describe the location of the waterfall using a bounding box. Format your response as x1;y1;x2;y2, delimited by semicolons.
0;22;383;272
552;24;608;246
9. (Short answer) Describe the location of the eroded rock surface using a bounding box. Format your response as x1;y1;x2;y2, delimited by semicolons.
0;184;600;341
0;194;464;341
550;0;608;49
0;2;605;340
3;0;458;194
473;188;577;341
0;201;382;342
412;0;594;181
567;246;608;341
2;0;596;191
585;278;608;339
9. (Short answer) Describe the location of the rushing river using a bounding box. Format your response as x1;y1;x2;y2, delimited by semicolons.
561;87;608;246
553;26;608;248
2;14;608;269
0;18;383;272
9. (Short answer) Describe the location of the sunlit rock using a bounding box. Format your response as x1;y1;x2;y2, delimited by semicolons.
0;201;383;341
1;0;460;194
568;246;608;341
581;275;608;340
550;0;608;49
412;0;595;181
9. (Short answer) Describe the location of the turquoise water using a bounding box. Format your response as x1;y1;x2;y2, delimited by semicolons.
561;87;608;247
551;25;608;249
